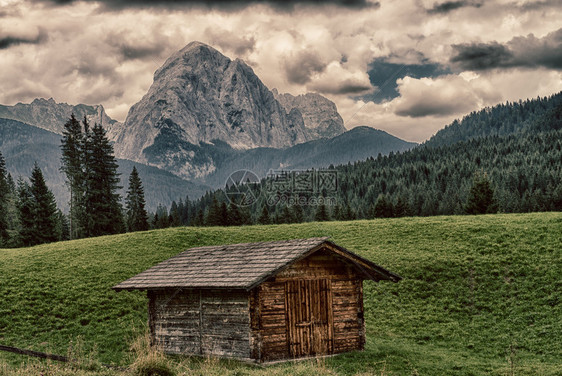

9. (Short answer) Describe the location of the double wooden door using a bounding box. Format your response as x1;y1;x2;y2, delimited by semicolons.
285;279;334;357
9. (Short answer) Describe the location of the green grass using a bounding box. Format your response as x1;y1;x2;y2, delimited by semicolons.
1;213;561;375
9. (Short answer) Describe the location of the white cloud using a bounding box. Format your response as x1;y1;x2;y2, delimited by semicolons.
0;0;561;143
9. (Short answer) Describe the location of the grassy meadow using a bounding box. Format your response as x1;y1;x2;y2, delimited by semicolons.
0;213;561;375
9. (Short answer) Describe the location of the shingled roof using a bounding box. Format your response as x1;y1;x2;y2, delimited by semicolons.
112;237;401;291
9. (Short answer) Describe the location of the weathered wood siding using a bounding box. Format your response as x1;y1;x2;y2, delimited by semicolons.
250;248;366;361
148;289;251;358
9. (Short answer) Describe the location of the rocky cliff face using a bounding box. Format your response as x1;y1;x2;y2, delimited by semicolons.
110;42;312;176
272;90;346;139
0;98;117;135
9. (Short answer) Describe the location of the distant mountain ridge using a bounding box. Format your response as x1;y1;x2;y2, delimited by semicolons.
0;98;118;135
201;126;417;187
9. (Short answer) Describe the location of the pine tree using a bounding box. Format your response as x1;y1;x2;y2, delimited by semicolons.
85;122;124;236
169;201;181;227
314;203;330;222
206;197;223;226
16;178;35;246
291;204;304;223
257;205;270;225
0;151;9;245
60;114;84;239
465;172;498;214
125;167;149;232
227;203;243;226
280;206;293;224
155;204;169;228
374;194;394;218
56;210;70;241
29;164;59;244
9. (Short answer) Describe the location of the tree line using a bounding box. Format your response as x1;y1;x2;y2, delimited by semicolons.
0;115;150;248
150;95;562;227
1;93;561;246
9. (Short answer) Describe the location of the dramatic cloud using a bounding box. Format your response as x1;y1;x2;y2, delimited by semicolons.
364;60;451;102
451;28;562;71
1;0;562;142
427;1;481;14
284;50;327;85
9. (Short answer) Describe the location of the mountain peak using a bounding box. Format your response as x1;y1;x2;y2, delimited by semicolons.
113;42;312;179
180;40;216;53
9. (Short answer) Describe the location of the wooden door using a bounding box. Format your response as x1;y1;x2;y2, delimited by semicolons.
285;279;334;357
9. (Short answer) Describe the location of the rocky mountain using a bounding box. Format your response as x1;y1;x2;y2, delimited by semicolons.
0;98;118;135
0;118;208;212
272;89;346;139
110;41;313;178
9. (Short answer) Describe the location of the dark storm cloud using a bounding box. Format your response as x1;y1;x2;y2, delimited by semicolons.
308;78;372;95
119;44;165;60
0;32;47;50
513;0;562;12
364;59;451;102
395;99;470;117
451;28;562;71
450;42;513;70
37;0;378;11
427;0;482;14
284;50;327;85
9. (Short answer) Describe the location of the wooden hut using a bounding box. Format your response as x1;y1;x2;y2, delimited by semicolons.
113;237;401;362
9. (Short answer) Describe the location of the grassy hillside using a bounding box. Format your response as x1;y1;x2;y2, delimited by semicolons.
0;213;560;375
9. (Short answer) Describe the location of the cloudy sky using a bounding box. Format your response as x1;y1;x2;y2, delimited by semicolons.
1;0;561;142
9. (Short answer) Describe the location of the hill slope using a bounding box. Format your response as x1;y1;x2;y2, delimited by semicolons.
0;213;560;375
425;91;562;147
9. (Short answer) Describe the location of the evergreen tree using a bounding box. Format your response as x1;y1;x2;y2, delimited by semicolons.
16;178;35;246
314;203;330;222
465;172;498;214
219;202;228;226
155;204;169;228
279;206;293;224
374;194;394;218
85;122;124;236
227;203;243;226
151;213;159;229
291;204;304;223
206;197;223;226
60;114;84;239
394;195;410;217
257;205;270;225
0;151;9;245
56;210;70;241
332;203;343;221
168;201;181;227
29;164;59;244
125;167;149;232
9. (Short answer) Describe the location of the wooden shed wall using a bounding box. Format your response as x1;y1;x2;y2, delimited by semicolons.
148;289;251;359
250;248;366;361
